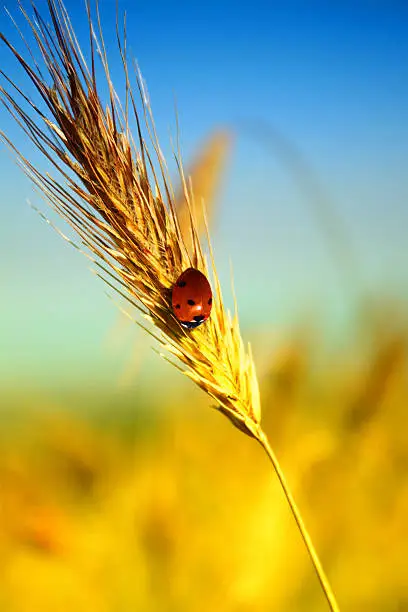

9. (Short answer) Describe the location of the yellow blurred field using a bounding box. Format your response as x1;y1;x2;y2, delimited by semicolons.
1;308;407;612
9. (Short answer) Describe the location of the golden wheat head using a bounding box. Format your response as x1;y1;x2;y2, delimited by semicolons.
0;0;261;438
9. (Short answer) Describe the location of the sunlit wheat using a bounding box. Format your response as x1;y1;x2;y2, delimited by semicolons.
0;2;339;609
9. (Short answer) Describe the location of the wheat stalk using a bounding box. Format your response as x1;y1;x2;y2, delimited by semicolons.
0;1;339;609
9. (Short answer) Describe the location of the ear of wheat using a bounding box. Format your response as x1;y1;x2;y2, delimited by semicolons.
0;1;339;609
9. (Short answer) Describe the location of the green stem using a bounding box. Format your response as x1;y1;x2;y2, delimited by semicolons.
256;427;340;612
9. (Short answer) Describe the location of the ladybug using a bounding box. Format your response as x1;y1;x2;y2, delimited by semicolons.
171;268;213;329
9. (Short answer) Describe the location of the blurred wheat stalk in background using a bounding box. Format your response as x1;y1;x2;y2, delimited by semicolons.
0;1;339;609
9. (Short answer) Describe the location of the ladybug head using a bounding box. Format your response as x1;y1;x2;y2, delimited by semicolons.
180;315;206;329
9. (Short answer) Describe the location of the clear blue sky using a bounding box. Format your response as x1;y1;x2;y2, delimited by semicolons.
1;0;407;388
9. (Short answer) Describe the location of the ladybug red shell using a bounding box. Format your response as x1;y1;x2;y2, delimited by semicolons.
172;268;213;329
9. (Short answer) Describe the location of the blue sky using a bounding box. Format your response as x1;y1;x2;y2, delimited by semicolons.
1;0;407;388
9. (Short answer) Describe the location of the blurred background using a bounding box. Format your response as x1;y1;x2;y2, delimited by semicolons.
0;0;407;610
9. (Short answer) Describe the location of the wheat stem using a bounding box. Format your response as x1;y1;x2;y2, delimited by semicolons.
255;427;340;612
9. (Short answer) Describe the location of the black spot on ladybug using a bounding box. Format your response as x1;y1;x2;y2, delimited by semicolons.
208;297;212;305
193;315;204;322
187;299;195;306
175;304;181;309
177;281;186;287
